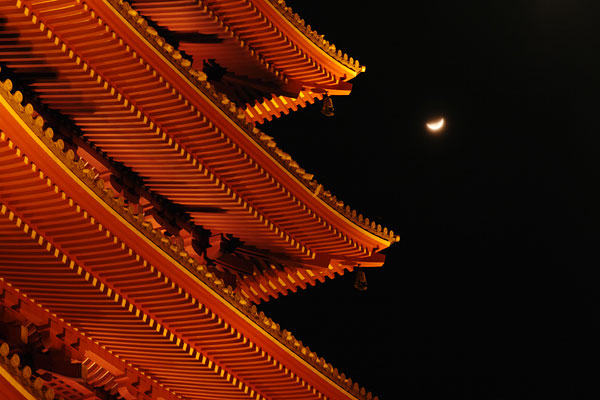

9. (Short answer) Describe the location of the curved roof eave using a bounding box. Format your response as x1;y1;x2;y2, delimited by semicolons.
107;0;398;247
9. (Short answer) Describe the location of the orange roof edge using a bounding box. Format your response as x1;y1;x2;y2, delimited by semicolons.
256;0;364;81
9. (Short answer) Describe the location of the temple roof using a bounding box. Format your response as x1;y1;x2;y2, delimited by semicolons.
0;1;399;398
0;78;379;399
0;0;398;302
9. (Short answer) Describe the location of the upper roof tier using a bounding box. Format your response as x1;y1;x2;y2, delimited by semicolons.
0;0;398;302
128;0;365;123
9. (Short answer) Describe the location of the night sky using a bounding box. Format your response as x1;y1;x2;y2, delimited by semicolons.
259;2;599;399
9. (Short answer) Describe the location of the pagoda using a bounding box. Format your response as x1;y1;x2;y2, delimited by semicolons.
0;1;398;399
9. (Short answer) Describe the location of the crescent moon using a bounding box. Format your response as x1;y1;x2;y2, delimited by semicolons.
426;118;445;132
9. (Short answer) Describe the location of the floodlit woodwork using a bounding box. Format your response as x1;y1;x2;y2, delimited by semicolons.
0;1;395;399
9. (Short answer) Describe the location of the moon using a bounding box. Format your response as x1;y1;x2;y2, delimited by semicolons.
426;117;445;132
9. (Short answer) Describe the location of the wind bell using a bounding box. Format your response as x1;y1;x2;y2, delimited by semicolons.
354;267;367;291
321;94;334;117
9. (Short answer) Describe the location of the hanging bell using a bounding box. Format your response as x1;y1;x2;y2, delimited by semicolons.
321;94;334;117
354;267;367;291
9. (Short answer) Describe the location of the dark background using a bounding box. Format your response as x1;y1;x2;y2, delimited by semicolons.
259;1;599;399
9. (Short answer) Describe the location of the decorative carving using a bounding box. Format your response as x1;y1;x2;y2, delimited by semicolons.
0;341;55;400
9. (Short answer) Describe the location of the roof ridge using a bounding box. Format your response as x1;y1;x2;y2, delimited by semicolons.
268;0;366;74
0;76;379;400
110;0;399;244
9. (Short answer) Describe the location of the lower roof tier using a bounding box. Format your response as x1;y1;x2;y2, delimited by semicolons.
0;85;378;399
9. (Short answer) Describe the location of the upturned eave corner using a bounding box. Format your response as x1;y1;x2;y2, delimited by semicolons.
263;0;366;79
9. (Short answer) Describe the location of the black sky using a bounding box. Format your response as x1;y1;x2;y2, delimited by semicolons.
259;2;599;399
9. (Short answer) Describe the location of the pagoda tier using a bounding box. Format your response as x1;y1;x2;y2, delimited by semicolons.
0;0;398;303
0;83;378;399
127;0;363;123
